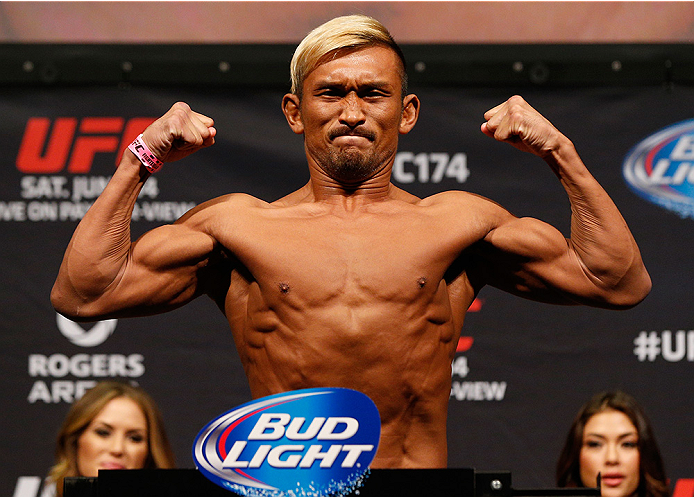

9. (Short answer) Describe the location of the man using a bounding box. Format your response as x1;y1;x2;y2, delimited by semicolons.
51;15;651;468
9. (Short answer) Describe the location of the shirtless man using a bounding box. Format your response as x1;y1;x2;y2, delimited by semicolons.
51;15;651;468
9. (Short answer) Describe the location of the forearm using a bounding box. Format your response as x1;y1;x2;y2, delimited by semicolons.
548;138;651;304
481;95;651;307
51;151;149;317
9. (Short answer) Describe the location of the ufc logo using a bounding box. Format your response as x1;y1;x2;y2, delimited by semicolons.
16;117;156;173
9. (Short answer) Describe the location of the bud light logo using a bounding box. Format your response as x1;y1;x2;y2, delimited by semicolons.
192;388;380;497
623;119;694;218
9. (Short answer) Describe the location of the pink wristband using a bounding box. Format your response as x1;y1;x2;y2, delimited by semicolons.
128;134;164;173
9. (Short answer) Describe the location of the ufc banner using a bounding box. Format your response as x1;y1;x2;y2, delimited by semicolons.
2;84;693;497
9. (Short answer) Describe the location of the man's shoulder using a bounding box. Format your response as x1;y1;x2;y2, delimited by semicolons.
197;193;269;211
420;190;499;209
417;191;514;233
175;193;268;225
388;185;487;208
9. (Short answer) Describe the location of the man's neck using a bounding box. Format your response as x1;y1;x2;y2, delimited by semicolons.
308;175;394;206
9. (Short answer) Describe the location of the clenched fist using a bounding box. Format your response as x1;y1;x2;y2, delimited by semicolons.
140;102;216;163
481;95;569;159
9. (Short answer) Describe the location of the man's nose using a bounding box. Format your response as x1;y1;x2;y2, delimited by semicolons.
339;92;366;127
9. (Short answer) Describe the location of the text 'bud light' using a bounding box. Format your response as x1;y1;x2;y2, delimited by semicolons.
192;388;380;497
623;118;694;218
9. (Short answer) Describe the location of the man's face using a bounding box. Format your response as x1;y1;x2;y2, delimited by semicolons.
290;45;415;185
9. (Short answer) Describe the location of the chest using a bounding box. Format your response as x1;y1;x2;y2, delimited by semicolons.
218;212;466;304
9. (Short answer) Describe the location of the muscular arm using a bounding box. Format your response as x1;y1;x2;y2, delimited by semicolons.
474;96;651;308
51;102;218;321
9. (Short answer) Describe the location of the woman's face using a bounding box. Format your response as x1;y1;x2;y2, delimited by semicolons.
76;396;149;476
579;409;640;497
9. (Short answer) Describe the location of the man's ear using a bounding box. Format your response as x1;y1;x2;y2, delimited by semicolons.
399;94;420;135
282;93;304;134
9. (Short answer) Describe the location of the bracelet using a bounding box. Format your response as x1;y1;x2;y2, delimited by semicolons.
128;134;164;173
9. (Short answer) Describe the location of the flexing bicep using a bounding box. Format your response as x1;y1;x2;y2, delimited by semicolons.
473;215;608;306
128;223;217;301
57;223;218;320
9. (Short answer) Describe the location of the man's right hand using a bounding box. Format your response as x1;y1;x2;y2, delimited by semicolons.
140;102;216;163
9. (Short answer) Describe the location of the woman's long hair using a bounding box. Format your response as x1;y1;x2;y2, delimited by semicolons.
556;390;669;497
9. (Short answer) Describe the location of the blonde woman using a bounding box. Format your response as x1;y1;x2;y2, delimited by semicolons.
47;381;175;497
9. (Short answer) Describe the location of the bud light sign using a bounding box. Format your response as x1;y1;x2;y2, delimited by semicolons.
193;388;381;497
623;118;694;218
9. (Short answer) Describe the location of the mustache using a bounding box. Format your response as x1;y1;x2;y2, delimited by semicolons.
328;126;376;141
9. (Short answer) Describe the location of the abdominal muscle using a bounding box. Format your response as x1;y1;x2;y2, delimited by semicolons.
225;275;461;468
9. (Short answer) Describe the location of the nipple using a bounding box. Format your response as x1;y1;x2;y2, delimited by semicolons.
417;277;427;288
279;282;290;294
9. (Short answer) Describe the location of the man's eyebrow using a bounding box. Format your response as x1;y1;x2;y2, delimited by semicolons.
313;81;342;90
364;81;393;91
313;80;393;90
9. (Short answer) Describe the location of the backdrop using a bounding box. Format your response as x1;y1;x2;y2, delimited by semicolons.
2;82;693;497
2;1;694;44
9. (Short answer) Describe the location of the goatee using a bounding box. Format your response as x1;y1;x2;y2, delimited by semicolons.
323;148;380;184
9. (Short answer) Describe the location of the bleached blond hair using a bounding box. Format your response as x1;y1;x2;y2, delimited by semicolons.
290;15;407;98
